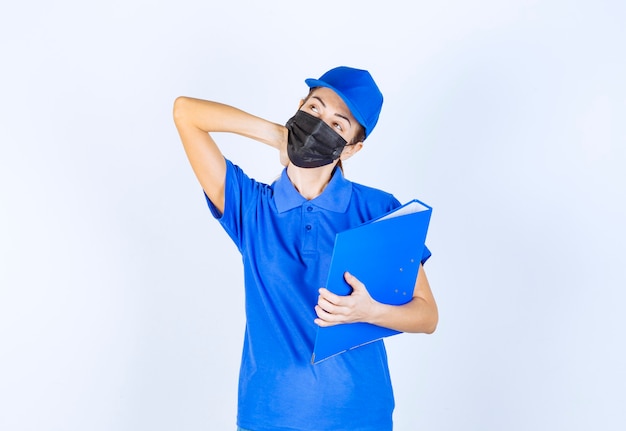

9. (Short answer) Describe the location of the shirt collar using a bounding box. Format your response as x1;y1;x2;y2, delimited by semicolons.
274;167;352;213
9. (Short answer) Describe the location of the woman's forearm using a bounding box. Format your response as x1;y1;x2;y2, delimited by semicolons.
173;97;286;149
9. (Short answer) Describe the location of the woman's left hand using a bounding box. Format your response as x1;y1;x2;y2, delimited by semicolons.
314;272;379;327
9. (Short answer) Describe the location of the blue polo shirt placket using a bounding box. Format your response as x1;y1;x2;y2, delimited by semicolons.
302;204;317;253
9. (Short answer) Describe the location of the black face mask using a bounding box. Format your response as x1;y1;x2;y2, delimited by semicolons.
285;110;348;168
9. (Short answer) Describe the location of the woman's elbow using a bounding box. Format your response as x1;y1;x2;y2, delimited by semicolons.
422;307;438;334
173;96;191;124
424;318;438;335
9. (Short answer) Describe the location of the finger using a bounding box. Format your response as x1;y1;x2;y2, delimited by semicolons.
314;306;346;327
344;272;365;292
314;317;339;327
315;305;341;323
318;287;343;305
317;296;346;315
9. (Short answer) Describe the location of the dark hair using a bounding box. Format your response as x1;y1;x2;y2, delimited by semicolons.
350;124;365;145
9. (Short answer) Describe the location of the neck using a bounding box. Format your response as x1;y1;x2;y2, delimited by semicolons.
286;162;338;200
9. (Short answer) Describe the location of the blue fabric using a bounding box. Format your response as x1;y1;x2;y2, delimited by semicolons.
206;160;430;431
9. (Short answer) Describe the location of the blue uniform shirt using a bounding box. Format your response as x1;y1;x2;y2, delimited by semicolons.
205;159;430;431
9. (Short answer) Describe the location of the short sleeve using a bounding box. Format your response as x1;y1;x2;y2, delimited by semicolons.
204;159;261;251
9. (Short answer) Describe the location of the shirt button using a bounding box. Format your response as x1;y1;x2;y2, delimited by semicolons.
305;225;312;231
306;206;313;212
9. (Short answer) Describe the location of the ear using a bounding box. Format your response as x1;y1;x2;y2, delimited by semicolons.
340;141;363;161
298;99;305;109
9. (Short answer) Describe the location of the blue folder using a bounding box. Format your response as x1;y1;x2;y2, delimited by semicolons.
312;199;432;364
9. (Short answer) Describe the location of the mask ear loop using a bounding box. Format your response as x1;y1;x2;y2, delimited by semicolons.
331;143;347;159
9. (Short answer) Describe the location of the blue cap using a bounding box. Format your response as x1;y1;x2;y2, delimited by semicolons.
305;66;383;139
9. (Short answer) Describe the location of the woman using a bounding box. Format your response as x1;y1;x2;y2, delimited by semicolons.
173;66;438;431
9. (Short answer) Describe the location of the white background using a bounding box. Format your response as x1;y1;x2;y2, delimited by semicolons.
1;1;625;430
